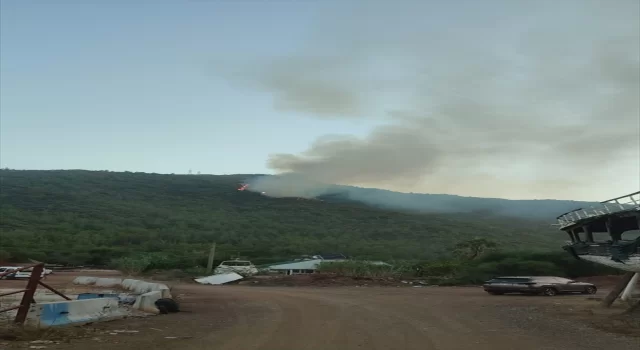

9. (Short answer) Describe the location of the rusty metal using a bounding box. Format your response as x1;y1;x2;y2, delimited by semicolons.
0;289;28;297
0;305;21;313
38;281;71;300
0;263;71;324
13;263;44;324
602;191;640;204
556;191;640;229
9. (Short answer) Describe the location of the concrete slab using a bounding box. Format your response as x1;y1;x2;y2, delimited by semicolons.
25;298;129;328
133;291;162;314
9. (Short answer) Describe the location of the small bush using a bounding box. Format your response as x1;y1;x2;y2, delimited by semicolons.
414;260;463;278
110;255;152;275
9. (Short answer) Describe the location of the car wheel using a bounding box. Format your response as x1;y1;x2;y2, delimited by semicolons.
541;287;557;296
487;291;503;295
583;286;597;295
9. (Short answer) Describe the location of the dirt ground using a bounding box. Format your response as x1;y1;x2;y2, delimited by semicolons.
1;272;639;350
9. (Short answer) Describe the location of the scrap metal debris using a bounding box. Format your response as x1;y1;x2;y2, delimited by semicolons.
194;272;243;285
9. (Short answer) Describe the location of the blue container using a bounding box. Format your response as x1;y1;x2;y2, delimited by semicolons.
77;293;119;300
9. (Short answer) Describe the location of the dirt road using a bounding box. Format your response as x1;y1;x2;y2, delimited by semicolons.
28;284;638;350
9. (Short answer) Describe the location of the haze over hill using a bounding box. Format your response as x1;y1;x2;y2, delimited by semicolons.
245;173;599;220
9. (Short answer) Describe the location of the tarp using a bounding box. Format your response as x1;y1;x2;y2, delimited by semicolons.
194;272;243;285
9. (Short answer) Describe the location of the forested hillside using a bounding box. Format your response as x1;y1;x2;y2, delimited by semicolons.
0;170;566;267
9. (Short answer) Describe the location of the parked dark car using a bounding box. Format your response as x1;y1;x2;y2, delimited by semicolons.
483;276;597;296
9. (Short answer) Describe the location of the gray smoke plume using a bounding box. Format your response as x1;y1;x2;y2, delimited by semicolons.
223;0;640;201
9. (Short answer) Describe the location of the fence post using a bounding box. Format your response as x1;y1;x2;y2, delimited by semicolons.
14;264;44;324
206;242;217;275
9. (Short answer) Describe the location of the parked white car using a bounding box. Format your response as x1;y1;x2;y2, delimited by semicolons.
0;266;16;279
214;260;258;276
0;266;49;279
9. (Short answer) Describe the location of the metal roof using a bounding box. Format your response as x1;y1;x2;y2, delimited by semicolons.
266;259;389;270
267;259;328;270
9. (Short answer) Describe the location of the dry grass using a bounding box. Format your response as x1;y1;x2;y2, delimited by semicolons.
560;299;640;337
0;323;99;342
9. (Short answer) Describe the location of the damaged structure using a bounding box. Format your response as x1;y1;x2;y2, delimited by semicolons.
558;191;640;271
557;191;640;304
266;254;348;275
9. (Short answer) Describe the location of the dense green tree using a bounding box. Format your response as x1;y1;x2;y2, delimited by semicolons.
0;170;566;267
453;238;498;260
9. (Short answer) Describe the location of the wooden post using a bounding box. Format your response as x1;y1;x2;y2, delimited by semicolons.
206;243;217;275
601;272;635;308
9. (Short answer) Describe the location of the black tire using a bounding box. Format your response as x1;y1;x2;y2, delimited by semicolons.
155;298;180;314
582;286;597;295
487;291;503;295
541;287;557;296
156;305;168;315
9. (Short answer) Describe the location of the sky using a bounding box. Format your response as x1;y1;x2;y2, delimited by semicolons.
1;0;639;201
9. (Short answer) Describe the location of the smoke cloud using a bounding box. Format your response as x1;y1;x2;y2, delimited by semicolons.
225;0;640;201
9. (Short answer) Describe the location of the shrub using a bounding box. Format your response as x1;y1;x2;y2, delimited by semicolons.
110;255;152;275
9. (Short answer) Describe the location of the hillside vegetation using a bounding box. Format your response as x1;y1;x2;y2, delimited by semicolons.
0;170;567;267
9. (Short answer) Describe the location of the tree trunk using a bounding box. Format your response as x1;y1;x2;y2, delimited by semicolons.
601;272;635;308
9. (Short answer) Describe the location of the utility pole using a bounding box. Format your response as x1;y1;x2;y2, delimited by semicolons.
206;242;217;274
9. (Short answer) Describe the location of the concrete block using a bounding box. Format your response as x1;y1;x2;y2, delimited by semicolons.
121;278;137;290
120;279;171;298
25;298;128;328
133;291;162;314
149;283;172;298
94;278;123;287
129;280;151;294
72;276;98;285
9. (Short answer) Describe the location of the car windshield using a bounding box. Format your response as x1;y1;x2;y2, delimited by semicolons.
554;278;574;283
489;277;531;283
